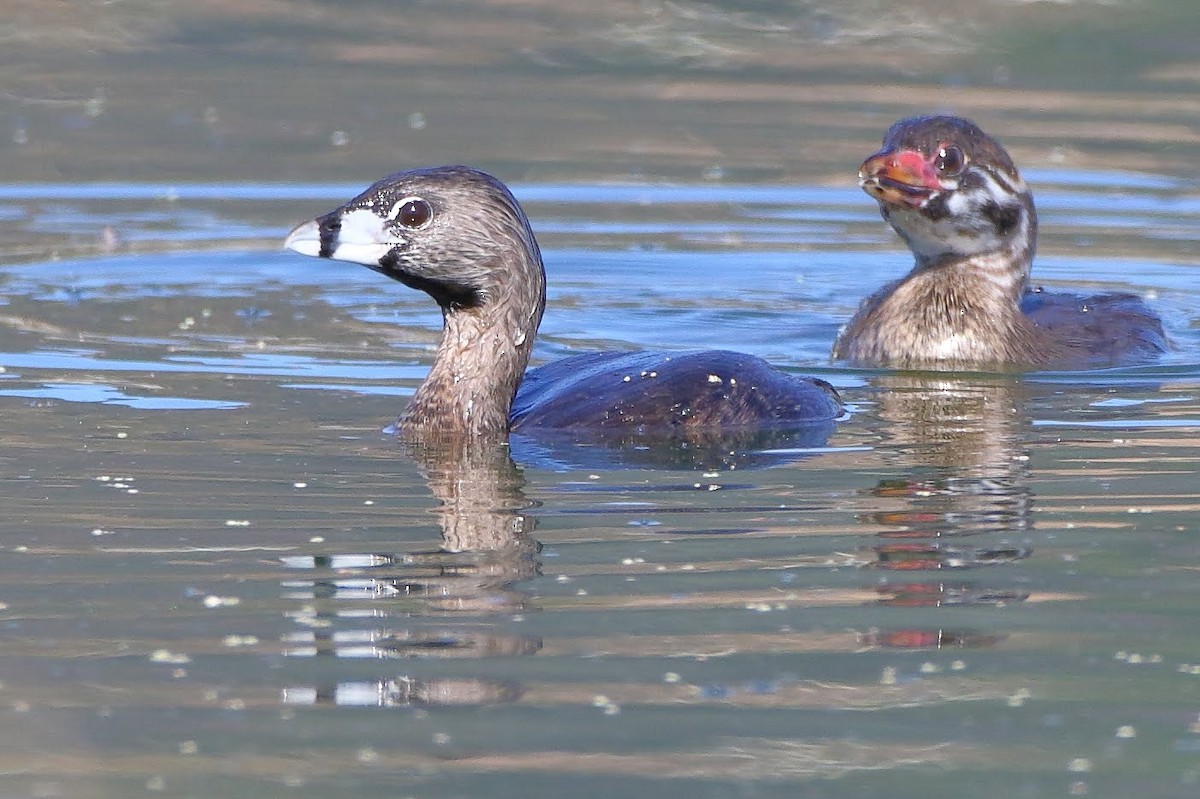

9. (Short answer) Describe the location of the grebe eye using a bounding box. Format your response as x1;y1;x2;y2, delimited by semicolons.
934;144;965;175
390;197;433;229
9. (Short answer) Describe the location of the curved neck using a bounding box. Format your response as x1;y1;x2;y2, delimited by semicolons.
400;260;546;439
914;188;1037;316
921;248;1031;307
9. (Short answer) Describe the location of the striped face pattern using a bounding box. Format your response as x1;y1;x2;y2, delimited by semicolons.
858;115;1036;270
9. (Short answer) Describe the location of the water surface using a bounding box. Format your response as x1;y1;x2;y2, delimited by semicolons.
3;2;1200;797
1;173;1198;798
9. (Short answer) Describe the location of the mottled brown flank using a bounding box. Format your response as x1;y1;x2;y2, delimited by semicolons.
880;115;1020;179
833;262;1055;369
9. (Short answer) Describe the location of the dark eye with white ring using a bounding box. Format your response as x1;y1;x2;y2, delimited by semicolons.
934;144;965;176
389;197;433;229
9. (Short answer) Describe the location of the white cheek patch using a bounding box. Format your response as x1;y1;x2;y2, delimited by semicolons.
943;190;972;217
900;172;1024;260
329;208;404;266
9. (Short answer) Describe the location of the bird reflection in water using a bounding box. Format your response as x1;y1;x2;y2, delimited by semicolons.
280;439;540;708
859;374;1035;648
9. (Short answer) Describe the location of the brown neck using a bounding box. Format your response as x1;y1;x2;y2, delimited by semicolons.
400;272;545;440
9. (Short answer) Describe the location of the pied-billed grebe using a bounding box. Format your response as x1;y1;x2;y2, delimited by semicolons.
834;115;1167;369
284;166;841;440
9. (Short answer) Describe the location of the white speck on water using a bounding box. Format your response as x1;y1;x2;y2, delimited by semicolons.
149;649;191;665
707;374;722;383
663;672;681;683
116;432;127;439
330;130;350;147
203;595;241;608
356;747;379;764
622;375;631;382
1067;757;1093;773
880;666;897;685
408;111;426;130
223;635;258;647
1115;725;1136;739
178;740;199;755
591;694;622;715
293;482;308;489
309;536;324;543
225;520;251;527
363;500;374;506
91;528;112;537
1007;687;1032;707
